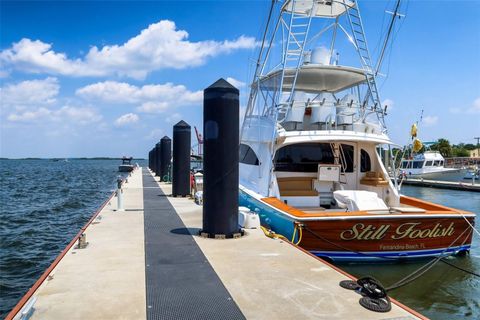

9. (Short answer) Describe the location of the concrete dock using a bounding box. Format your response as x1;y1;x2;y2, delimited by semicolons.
400;178;480;192
9;168;425;320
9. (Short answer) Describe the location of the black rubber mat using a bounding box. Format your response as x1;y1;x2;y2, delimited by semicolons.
142;168;245;320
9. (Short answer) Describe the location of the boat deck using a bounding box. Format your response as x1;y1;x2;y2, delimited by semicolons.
9;168;425;320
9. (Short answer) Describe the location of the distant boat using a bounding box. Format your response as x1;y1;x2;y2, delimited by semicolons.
399;151;465;181
463;167;479;180
118;157;134;172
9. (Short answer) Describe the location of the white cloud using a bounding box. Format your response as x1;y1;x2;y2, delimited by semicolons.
467;97;480;114
114;113;139;127
382;98;394;111
7;105;101;124
422;115;438;127
145;128;164;140
449;107;461;114
76;81;202;113
165;112;182;124
0;77;59;109
226;77;246;88
1;20;258;80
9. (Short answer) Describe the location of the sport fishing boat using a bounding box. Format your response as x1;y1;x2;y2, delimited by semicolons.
239;0;475;261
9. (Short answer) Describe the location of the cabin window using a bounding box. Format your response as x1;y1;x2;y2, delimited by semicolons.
274;143;334;172
412;161;424;168
360;149;371;172
340;144;354;172
434;160;441;166
401;161;411;169
239;144;259;165
440;161;444;166
425;161;433;166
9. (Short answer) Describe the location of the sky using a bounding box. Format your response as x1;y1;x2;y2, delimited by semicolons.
0;0;479;158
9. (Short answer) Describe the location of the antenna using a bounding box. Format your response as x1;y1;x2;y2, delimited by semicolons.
475;137;480;147
375;0;404;76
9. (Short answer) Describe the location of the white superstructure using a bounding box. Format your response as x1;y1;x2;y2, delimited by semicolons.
240;0;400;208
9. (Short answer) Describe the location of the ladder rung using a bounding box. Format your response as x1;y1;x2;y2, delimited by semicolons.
356;38;365;43
350;13;360;19
352;22;361;27
292;24;308;27
292;32;306;35
361;55;371;60
354;30;363;35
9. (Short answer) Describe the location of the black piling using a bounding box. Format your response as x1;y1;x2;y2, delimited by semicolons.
172;121;191;197
155;142;162;176
151;147;157;174
160;136;172;182
202;78;240;238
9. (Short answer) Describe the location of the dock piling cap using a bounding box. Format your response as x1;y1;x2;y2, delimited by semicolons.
174;120;190;128
205;78;239;96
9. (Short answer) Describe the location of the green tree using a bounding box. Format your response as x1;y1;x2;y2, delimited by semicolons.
452;147;470;157
431;138;452;157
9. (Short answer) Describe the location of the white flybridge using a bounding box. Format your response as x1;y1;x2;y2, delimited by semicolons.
239;0;476;262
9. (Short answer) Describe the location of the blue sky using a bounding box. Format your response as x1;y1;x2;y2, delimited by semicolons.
0;0;479;158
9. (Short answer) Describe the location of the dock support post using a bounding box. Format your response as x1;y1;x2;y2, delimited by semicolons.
172;121;191;197
160;136;172;182
116;177;124;211
201;78;241;238
155;142;162;177
148;149;153;171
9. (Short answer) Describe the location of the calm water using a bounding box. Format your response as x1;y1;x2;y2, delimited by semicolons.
0;159;145;318
339;186;480;319
0;161;478;319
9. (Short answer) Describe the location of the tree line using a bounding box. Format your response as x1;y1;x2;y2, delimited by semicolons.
426;139;478;158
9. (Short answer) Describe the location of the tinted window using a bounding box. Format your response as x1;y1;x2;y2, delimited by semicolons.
360;149;371;172
341;144;354;173
412;161;424;168
239;144;259;165
434;160;440;166
425;161;433;166
274;143;334;172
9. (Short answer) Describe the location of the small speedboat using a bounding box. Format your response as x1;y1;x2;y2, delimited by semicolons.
118;156;134;172
464;167;479;180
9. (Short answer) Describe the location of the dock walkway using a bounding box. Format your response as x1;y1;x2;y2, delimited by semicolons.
13;168;424;319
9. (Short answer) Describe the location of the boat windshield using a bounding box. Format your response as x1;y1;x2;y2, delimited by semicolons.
274;143;335;172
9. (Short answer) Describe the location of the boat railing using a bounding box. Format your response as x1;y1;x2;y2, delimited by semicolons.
273;98;384;134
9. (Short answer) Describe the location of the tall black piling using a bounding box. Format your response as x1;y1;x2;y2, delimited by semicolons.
160;136;172;182
202;78;240;238
151;147;157;174
155;142;162;176
172;121;191;197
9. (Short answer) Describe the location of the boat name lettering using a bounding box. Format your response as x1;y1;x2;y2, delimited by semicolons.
391;222;455;240
340;222;455;241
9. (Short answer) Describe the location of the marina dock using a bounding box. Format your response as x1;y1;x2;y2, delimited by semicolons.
400;178;480;192
8;168;425;320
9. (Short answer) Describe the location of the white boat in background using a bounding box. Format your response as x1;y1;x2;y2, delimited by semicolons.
399;151;465;181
